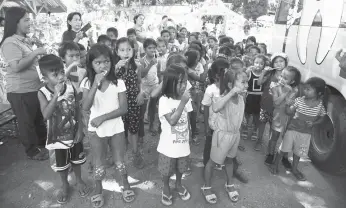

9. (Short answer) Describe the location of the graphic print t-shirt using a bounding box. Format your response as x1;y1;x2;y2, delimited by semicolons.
158;96;193;158
39;82;77;150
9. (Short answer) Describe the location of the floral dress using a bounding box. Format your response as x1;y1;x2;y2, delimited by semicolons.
116;65;140;134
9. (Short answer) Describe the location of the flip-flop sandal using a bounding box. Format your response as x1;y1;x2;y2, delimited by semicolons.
161;191;173;206
292;170;306;181
225;184;239;203
90;194;104;208
122;188;135;203
201;185;217;204
79;184;91;198
177;186;191;201
57;188;69;204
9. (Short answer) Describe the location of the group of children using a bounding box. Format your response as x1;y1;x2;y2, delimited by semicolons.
37;21;329;207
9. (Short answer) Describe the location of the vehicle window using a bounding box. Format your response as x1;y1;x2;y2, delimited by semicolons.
275;0;303;26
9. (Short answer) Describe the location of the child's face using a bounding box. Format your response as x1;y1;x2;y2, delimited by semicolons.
176;74;188;98
157;42;167;55
101;40;112;49
273;57;286;70
80;50;87;68
253;58;265;71
127;34;137;43
169;29;176;39
304;84;318;99
231;62;243;71
208;39;216;47
117;42;133;60
145;44;156;57
178;36;185;43
246;40;255;46
44;69;65;86
92;55;111;75
249;48;259;57
201;33;207;42
181;28;188;36
64;49;80;67
68;14;82;31
189;36;197;44
107;31;117;40
161;32;170;43
231;72;248;92
259;45;266;54
278;69;295;86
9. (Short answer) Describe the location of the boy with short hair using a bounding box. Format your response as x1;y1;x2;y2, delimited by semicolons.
200;31;208;46
58;42;87;97
156;37;169;80
106;27;118;40
127;28;145;58
160;29;170;44
37;54;89;204
97;35;112;49
207;36;218;60
176;32;187;52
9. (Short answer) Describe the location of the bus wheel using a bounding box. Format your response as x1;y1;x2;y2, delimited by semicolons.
309;95;346;175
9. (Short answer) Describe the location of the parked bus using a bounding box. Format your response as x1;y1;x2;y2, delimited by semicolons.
272;0;346;175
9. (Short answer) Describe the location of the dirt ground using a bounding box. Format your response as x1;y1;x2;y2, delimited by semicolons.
1;121;346;208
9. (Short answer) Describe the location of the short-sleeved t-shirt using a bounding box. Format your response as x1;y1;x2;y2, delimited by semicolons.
140;56;159;86
0;35;42;93
287;96;327;134
201;84;220;130
62;30;77;42
80;78;126;137
158;96;193;158
65;66;87;94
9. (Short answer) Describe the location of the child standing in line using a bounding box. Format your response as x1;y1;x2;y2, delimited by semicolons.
81;44;136;207
97;35;112;50
206;36;218;60
202;70;248;204
156;38;169;82
243;55;267;142
256;53;288;155
114;37;146;169
158;64;192;206
266;66;301;169
269;77;327;181
37;55;89;204
176;32;188;52
161;30;171;49
127;28;145;59
139;38;159;140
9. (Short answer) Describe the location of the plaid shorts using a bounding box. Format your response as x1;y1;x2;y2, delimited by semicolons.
157;153;189;176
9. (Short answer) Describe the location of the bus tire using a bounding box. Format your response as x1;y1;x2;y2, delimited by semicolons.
309;95;346;175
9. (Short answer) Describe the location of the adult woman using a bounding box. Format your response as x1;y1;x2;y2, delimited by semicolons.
62;12;93;45
0;7;48;160
133;14;145;43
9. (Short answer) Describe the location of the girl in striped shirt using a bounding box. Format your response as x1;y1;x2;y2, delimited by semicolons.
269;77;328;181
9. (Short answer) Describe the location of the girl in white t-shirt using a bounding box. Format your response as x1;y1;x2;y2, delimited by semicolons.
158;64;192;206
81;45;135;207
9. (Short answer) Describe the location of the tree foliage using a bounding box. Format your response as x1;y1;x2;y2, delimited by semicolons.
243;0;268;20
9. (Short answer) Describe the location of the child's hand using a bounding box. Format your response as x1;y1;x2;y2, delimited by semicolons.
94;72;105;86
34;47;47;56
76;31;84;40
136;92;145;106
231;86;246;95
90;116;105;128
135;59;141;67
116;59;128;69
54;82;64;96
70;60;80;68
181;90;191;104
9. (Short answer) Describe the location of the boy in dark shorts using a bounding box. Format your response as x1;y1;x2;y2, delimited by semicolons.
37;54;90;204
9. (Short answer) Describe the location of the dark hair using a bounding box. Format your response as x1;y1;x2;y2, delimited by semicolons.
253;54;269;67
66;12;81;31
246;36;257;45
284;66;301;88
107;27;118;38
58;41;80;58
218;34;226;40
179;27;187;32
38;54;64;76
305;77;329;109
234;44;244;56
161;29;170;36
207;36;217;43
219;36;232;45
258;43;267;55
246;45;261;54
209;58;229;84
162;15;168;20
188;33;198;42
185;50;199;68
201;31;208;37
167;26;176;31
97;35;111;44
161;64;186;99
134;14;144;24
166;53;187;68
220;70;245;95
219;45;234;57
127;28;136;36
0;7;27;46
271;55;288;69
77;43;86;51
143;38;157;49
114;37;136;72
86;44;118;86
156;37;168;47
